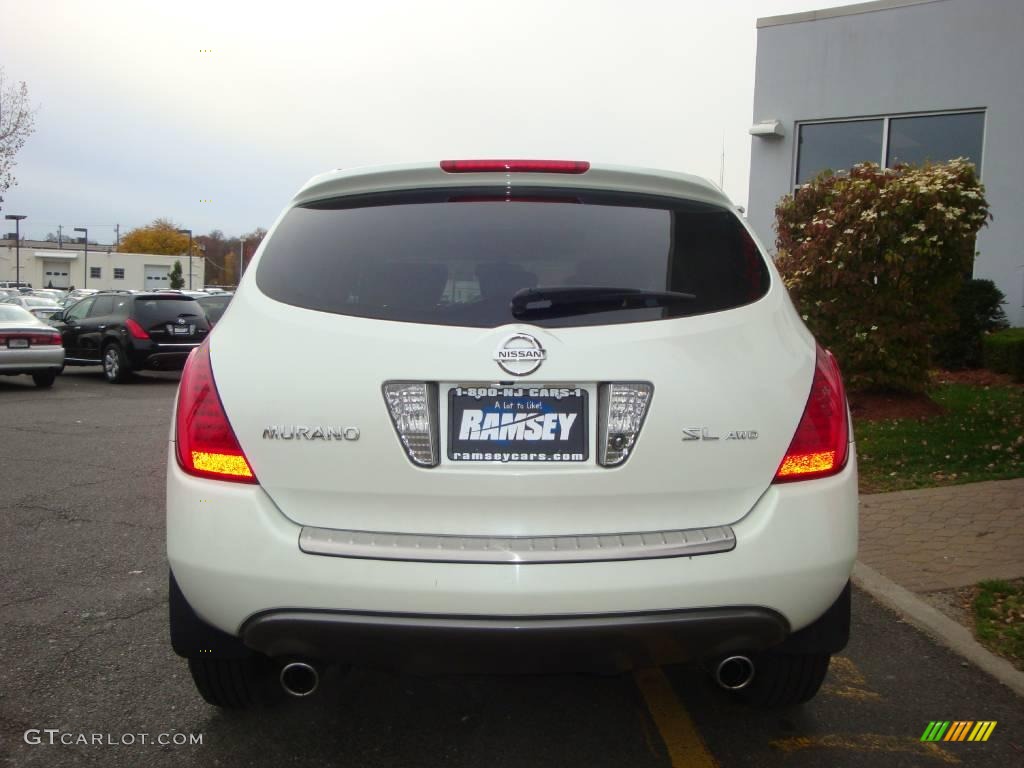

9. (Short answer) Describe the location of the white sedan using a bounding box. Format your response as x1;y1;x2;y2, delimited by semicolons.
0;304;65;387
2;295;61;312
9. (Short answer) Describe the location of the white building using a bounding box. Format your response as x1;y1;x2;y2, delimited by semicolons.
0;239;205;292
747;0;1024;326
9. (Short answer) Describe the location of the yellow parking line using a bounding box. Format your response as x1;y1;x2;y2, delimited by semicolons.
829;656;869;686
823;656;882;701
633;667;718;768
770;734;960;764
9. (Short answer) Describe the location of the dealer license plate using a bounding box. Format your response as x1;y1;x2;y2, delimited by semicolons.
448;385;588;463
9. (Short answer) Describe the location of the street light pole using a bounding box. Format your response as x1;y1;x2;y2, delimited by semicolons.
5;215;26;287
239;237;247;278
177;229;193;290
74;227;89;288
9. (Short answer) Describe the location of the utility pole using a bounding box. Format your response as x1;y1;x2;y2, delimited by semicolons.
719;133;726;190
5;215;26;287
74;227;89;287
58;224;63;249
115;224;120;248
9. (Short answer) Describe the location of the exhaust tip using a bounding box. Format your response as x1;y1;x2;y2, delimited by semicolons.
280;661;319;697
714;655;755;691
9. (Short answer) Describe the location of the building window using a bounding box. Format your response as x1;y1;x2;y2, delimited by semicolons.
113;267;125;280
796;119;883;185
90;267;101;279
886;112;984;169
795;111;985;186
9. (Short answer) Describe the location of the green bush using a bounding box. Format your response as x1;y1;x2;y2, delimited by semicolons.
983;328;1024;382
933;279;1008;370
169;260;185;290
775;159;990;392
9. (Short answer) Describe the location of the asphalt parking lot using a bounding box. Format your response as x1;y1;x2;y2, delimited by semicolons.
1;368;1021;767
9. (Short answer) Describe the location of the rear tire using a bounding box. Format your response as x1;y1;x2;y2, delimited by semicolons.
102;342;132;383
32;372;57;388
738;651;831;708
187;656;282;709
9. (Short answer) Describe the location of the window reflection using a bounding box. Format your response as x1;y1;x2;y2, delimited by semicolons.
796;119;883;184
886;112;984;170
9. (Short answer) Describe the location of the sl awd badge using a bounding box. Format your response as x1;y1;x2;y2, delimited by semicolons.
682;427;759;441
494;333;546;376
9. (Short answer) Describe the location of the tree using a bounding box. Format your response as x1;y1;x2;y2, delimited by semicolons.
197;230;229;285
0;68;36;202
238;227;267;273
169;260;185;290
222;250;238;286
775;159;990;392
119;218;200;255
46;230;95;245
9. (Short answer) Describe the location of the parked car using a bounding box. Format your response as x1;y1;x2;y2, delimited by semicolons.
62;288;100;308
0;288;21;299
52;292;210;382
31;289;67;302
195;293;232;325
2;295;61;311
29;306;64;323
167;160;857;710
0;304;64;388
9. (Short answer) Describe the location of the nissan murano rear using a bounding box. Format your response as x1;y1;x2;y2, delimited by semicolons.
166;160;857;709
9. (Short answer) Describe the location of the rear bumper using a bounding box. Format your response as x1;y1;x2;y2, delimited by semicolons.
239;606;789;671
128;343;198;370
167;447;859;650
0;346;64;373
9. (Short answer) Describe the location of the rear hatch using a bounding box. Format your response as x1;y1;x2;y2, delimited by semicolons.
209;181;815;536
135;296;209;343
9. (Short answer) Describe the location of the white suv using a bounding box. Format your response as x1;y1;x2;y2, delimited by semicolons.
166;160;857;709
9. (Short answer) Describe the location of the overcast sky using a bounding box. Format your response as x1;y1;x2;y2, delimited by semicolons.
1;0;858;244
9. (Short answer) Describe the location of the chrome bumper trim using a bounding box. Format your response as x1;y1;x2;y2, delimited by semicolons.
298;524;736;564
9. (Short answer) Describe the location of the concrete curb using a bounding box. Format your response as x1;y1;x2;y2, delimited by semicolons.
853;561;1024;698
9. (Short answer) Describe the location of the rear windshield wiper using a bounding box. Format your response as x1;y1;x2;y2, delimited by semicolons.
510;286;696;320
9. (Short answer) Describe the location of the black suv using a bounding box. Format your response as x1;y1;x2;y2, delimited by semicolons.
54;292;210;382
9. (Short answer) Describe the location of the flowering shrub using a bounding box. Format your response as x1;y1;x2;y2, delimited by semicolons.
775;159;990;392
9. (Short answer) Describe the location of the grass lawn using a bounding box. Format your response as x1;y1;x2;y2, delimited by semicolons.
973;579;1024;671
854;381;1024;493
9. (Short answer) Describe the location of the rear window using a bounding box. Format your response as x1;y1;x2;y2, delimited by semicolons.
0;305;35;322
198;295;231;321
133;298;204;325
256;188;770;328
198;296;231;310
24;297;58;308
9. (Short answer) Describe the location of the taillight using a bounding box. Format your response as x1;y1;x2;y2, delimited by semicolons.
0;332;62;346
773;345;849;483
440;159;590;174
125;318;150;339
598;383;653;467
382;381;439;467
175;342;257;483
